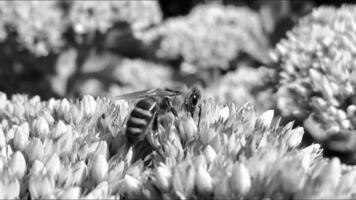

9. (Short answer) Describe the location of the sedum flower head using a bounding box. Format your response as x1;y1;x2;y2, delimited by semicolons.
139;3;269;70
68;1;162;34
0;1;64;55
273;5;356;163
1;92;356;198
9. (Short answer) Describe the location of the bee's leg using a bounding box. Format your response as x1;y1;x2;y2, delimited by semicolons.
197;104;202;128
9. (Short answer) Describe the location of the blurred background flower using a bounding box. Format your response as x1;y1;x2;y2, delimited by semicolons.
272;5;356;163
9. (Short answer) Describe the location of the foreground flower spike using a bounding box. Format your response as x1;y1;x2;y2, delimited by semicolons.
1;92;356;198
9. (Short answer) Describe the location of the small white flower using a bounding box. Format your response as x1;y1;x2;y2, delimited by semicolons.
178;116;198;142
229;162;251;196
45;153;61;178
81;95;97;117
195;165;213;194
13;125;29;151
203;145;217;163
26;138;44;163
8;151;27;179
59;187;81;199
32;117;50;139
90;154;108;184
255;110;274;129
30;160;46;176
154;163;172;192
29;173;55;199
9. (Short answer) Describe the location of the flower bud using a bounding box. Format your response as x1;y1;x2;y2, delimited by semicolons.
173;164;195;198
29;174;54;199
2;144;13;160
59;187;81;199
52;120;67;139
218;106;230;122
81;95;97;117
313;157;341;192
30;160;46;176
8;151;27;179
195;166;213;194
85;181;109;199
154;163;172;192
91;154;108;184
13;103;25;119
5;128;14;143
26;138;44;163
120;175;142;199
57;98;70;116
194;154;207;169
255;110;274;129
40;110;55;126
56;129;74;156
178;116;197;142
203;145;217;163
0;169;20;199
200;128;217;145
32;117;49;139
45;153;61;178
72;161;88;185
229;163;251;196
47;98;57;111
285;127;304;148
95;141;109;160
43;138;55;159
13;125;29;151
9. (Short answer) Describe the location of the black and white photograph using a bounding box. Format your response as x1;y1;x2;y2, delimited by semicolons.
0;0;355;199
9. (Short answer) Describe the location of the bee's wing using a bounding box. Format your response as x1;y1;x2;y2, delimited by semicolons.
115;88;182;100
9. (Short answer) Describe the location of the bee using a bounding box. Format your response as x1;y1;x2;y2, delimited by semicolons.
116;86;202;163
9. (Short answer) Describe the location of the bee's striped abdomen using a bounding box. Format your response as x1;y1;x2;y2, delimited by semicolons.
126;98;158;145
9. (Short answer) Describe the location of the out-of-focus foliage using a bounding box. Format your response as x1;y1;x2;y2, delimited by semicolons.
273;5;356;163
68;1;162;34
0;1;63;56
1;93;356;199
139;3;270;71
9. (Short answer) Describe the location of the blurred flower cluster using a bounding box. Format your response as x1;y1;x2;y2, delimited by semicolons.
138;3;270;71
1;92;356;198
68;1;162;34
272;5;356;162
0;1;162;56
0;1;63;56
204;65;275;113
109;58;175;96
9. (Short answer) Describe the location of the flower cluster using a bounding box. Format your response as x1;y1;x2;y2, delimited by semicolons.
204;65;275;113
109;58;175;96
1;92;356;198
272;5;356;162
0;1;64;56
138;3;270;70
68;1;162;34
0;1;162;56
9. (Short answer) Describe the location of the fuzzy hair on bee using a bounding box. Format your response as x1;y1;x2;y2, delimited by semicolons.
115;85;202;164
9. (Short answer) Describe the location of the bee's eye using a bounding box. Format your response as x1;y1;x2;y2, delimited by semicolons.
191;94;198;106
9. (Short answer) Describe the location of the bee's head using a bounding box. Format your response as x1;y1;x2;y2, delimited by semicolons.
184;86;202;117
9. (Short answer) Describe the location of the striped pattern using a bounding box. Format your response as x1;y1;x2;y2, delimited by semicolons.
126;98;158;145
